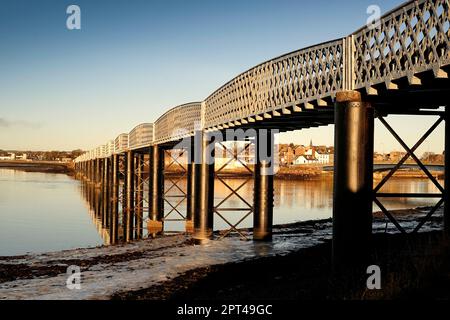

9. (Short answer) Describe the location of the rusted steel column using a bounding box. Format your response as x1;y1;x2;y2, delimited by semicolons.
148;145;164;234
135;153;144;239
253;130;275;241
186;137;197;233
110;154;119;244
194;131;215;241
125;151;135;241
445;106;450;235
332;91;374;266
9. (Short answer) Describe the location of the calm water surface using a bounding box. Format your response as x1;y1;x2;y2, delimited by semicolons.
0;168;443;255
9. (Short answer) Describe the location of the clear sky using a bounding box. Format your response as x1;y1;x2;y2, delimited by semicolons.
0;0;444;154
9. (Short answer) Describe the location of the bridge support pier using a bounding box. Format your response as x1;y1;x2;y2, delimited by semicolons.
93;160;96;183
148;145;164;234
88;160;93;182
194;131;215;241
332;91;374;267
135;153;144;239
445;106;450;236
125;151;135;241
95;159;101;186
186;138;198;233
253;130;275;241
102;157;110;228
110;155;119;244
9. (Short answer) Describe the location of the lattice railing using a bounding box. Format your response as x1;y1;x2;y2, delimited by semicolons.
204;39;344;129
153;102;202;145
353;0;450;90
114;133;129;154
128;123;154;150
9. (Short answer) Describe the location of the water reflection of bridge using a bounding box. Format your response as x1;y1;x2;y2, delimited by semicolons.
323;164;445;172
74;0;449;266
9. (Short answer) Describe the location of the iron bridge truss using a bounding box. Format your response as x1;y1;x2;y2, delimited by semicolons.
373;110;445;234
162;148;188;231
215;140;255;240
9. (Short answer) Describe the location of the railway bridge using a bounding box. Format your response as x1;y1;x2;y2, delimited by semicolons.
75;0;450;264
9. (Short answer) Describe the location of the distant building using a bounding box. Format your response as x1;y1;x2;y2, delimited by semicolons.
388;151;407;162
0;153;22;161
294;146;307;156
293;155;318;165
373;152;387;162
15;153;27;160
316;150;331;164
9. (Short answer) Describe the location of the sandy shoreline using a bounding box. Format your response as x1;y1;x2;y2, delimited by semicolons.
0;207;445;300
0;161;73;174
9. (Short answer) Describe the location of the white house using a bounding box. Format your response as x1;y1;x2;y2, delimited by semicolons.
15;153;27;160
316;151;331;164
0;153;28;161
0;153;15;161
293;155;318;165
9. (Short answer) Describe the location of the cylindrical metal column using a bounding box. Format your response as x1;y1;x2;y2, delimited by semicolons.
92;160;95;183
186;137;197;233
332;91;374;266
121;153;128;240
95;159;100;185
110;154;119;244
135;153;144;239
125;151;135;241
88;161;92;182
253;130;275;241
148;145;164;234
102;157;110;229
194;131;215;241
445;106;450;235
92;160;94;182
92;159;98;184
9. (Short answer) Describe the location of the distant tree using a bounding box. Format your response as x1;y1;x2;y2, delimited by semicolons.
71;149;84;158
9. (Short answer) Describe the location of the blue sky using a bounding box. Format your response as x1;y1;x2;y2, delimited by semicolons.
0;0;444;154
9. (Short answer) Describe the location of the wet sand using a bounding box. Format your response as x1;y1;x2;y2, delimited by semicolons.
0;207;446;300
114;232;450;300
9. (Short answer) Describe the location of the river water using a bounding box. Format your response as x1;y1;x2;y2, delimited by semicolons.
0;168;444;256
